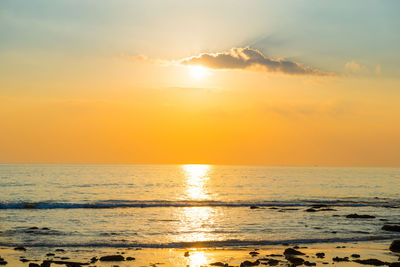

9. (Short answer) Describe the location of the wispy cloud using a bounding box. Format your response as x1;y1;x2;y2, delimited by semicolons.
132;47;335;76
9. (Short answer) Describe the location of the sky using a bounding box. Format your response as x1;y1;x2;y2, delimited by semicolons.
1;0;400;166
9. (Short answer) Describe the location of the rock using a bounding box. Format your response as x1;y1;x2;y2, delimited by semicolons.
90;257;98;263
60;257;70;260
352;254;361;258
382;225;400;232
0;259;7;265
99;255;125;261
42;260;86;267
333;257;349;262
46;253;55;257
41;227;50;230
250;206;260;209
29;264;40;267
240;260;260;266
286;256;305;266
20;258;30;262
210;262;228;266
284;248;305;256
14;246;27;251
184;251;190;257
28;227;39;230
258;258;280;266
316;253;325;258
293;246;300;249
305;208;317;212
267;254;283;257
126;257;135;261
353;259;389;266
55;249;65;252
389;263;400;267
346;214;375;219
304;261;316;266
390;240;400;252
249;251;259;256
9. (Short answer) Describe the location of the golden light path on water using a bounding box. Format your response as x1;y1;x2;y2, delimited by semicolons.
183;164;211;200
177;165;219;266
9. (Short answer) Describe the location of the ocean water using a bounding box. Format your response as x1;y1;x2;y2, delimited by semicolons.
0;164;399;248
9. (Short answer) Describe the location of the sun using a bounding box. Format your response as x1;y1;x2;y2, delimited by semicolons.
190;65;209;79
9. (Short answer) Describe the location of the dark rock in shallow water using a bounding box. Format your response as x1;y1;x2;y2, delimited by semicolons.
284;248;305;256
20;258;30;262
126;257;135;261
249;251;259;256
333;257;350;262
304;261;317;266
99;255;125;261
258;258;280;266
346;214;375;219
390;240;400;252
353;259;389;266
60;257;69;260
352;254;361;258
382;225;400;232
240;260;260;266
305;208;317;212
55;249;65;252
29;264;40;267
0;259;7;265
250;205;260;209
210;262;228;266
14;246;27;251
389;263;400;267
90;257;98;263
293;245;300;249
28;227;39;230
316;253;325;258
46;253;55;257
286;256;305;266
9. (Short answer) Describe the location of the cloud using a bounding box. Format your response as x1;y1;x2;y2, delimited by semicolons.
130;55;172;66
179;47;334;76
345;60;365;73
131;47;335;76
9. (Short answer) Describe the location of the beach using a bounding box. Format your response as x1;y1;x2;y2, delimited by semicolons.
1;241;400;266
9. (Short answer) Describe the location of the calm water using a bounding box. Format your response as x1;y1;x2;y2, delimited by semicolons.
0;164;399;248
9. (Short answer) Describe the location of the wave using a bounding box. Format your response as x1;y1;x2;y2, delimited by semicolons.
1;199;399;209
0;236;396;248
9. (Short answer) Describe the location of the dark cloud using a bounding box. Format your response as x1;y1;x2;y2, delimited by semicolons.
180;47;334;76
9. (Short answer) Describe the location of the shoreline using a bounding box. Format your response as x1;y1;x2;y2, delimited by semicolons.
1;240;399;267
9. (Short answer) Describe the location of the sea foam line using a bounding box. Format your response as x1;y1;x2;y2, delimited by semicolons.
0;236;397;248
0;199;399;209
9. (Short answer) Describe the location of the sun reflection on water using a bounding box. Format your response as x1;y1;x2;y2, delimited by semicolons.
187;250;209;267
174;165;223;245
182;164;211;200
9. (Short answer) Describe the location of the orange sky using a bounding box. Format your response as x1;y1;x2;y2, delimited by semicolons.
1;1;400;166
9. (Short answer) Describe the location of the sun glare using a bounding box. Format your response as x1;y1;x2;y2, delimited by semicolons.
190;65;209;79
182;164;211;200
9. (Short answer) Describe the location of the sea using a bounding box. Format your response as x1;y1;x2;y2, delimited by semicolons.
0;164;399;249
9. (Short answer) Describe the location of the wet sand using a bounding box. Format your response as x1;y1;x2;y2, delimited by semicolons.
1;240;399;266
